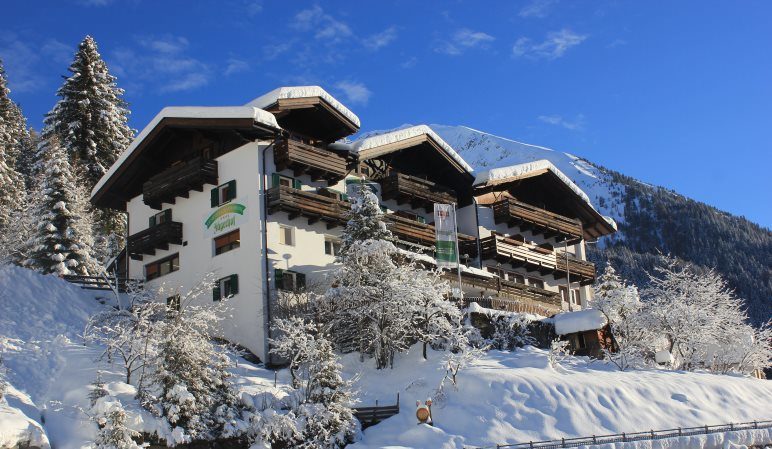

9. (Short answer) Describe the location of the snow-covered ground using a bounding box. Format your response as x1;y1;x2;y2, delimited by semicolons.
1;265;770;449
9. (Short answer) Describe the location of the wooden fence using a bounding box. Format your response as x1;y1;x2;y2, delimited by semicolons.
353;393;400;429
465;420;772;449
62;275;138;293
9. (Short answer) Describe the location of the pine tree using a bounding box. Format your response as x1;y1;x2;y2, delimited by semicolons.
339;181;392;257
0;60;29;254
16;128;39;190
26;137;97;275
43;35;133;243
43;35;134;188
92;399;143;449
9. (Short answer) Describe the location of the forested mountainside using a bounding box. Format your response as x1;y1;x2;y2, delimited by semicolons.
427;125;771;325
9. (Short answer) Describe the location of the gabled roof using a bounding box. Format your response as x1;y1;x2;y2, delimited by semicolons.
333;125;474;174
246;86;361;128
90;106;281;208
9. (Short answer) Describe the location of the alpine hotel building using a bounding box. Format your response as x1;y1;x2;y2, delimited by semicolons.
91;86;617;362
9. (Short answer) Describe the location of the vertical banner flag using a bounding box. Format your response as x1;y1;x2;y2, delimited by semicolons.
434;203;458;269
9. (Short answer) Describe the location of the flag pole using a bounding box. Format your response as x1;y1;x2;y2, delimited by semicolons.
452;203;462;299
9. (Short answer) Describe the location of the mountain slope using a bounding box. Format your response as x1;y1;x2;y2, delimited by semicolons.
430;125;771;325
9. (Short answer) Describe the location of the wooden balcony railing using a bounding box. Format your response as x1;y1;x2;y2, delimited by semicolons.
266;185;350;229
476;234;596;285
492;199;583;243
379;172;457;211
442;270;562;313
127;221;183;260
274;138;348;183
143;157;218;210
384;214;476;255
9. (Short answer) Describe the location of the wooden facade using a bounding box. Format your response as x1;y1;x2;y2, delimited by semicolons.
491;199;584;243
444;270;563;314
273;138;349;184
127;220;183;260
379;172;458;211
142;157;218;210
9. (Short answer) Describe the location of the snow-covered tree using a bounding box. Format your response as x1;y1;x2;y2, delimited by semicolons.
548;338;572;369
0;60;28;251
42;36;133;189
88;371;109;407
488;313;535;351
148;280;240;443
592;264;648;370
338;181;392;257
265;321;357;449
25;136;97;275
42;35;133;243
409;266;462;359
0;355;7;400
92;398;143;449
641;256;763;372
0;59;30;168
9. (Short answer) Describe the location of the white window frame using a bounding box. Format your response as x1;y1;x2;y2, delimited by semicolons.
278;225;295;246
324;236;341;256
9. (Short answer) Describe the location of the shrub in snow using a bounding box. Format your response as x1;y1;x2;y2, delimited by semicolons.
0;355;7;400
592;263;648;370
642;256;772;374
262;320;357;449
488;313;535;351
548;338;572;369
89;371;109;407
92;398;144;449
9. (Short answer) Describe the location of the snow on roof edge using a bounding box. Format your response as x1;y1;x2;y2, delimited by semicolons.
245;85;361;128
553;309;608;335
474;160;594;209
335;125;474;174
91;106;281;199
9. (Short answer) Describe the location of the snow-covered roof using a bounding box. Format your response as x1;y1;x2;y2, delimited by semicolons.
332;125;474;173
245;85;361;128
91;106;281;199
474;159;593;209
553;309;608;335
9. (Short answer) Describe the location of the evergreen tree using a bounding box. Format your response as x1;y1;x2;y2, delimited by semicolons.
26;137;97;275
43;35;134;188
16;128;39;190
338;181;392;257
0;60;29;253
43;35;134;243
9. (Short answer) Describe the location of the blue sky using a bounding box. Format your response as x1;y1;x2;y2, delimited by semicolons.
2;1;771;227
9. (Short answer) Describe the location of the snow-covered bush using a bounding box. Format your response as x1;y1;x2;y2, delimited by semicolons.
488;313;535;351
548;338;572;369
641;256;771;374
89;371;109;407
592;264;648;370
92;398;143;449
0;355;7;400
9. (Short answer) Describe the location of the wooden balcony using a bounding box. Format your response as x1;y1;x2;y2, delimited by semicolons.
143;157;218;210
127;221;183;260
444;270;562;313
476;234;595;285
384;214;476;256
267;185;350;229
379;172;457;212
274;138;348;184
492;199;583;243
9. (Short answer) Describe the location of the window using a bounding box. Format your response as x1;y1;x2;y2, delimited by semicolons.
271;173;301;189
149;209;172;227
213;274;239;301
166;295;181;311
145;254;180;281
211;180;237;207
571;289;582;306
486;266;499;276
506;271;525;284
317;188;348;202
274;268;306;292
278;225;294;246
528;277;545;289
214;229;240;255
559;286;569;304
324;237;341;256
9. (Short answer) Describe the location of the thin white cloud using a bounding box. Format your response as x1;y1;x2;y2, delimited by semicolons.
224;58;250;76
513;29;587;60
435;28;495;55
538;114;585;131
292;5;352;43
41;39;73;65
0;34;45;93
400;56;418;69
245;0;262;16
110;34;211;93
335;81;371;105
363;26;398;51
519;0;558;18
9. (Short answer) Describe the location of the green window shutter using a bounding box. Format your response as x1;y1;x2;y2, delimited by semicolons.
164;209;172;222
297;272;306;290
213;282;221;302
293;179;302;190
271;173;281;188
341;193;349;201
211;187;219;207
149;215;156;227
230;274;239;295
227;180;237;200
274;268;284;290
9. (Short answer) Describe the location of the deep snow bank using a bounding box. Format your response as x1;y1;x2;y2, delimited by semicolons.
344;346;772;449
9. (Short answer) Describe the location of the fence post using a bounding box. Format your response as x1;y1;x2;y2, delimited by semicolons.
622;433;626;442
650;430;654;439
753;421;758;429
373;400;378;424
592;436;596;444
730;423;733;431
704;425;708;434
530;442;534;449
561;437;566;448
678;427;682;436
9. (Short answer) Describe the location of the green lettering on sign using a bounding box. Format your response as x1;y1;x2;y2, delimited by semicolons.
205;203;246;229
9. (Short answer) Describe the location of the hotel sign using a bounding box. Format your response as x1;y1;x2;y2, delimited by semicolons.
204;199;247;237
